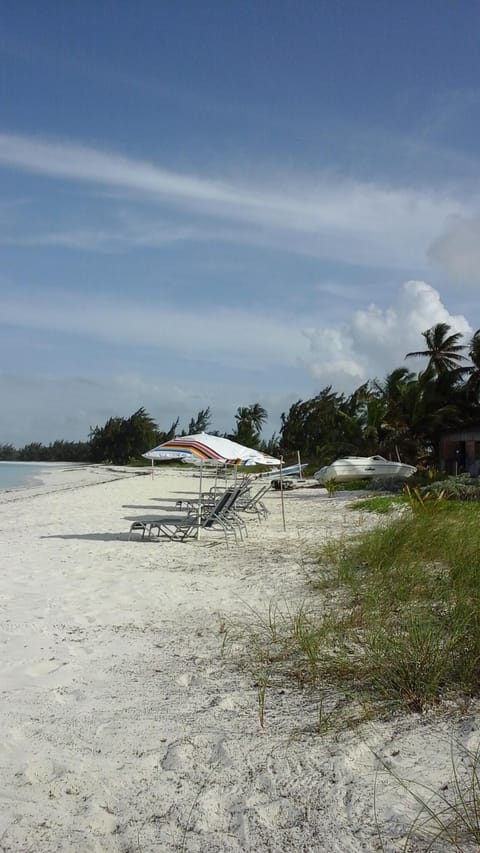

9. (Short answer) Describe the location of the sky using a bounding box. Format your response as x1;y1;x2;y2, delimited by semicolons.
1;0;480;446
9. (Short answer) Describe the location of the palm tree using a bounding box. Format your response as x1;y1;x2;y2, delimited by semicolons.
374;368;417;461
378;368;463;464
465;330;480;402
335;383;387;456
375;366;415;400
232;403;268;449
405;322;467;375
248;403;268;434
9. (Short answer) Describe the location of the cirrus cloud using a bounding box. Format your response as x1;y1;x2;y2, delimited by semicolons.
0;131;471;270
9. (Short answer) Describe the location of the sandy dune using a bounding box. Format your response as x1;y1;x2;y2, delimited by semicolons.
0;466;477;852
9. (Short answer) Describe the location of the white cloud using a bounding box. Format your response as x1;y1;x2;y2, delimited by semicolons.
0;222;199;252
0;280;475;446
305;327;366;384
0;132;471;268
0;286;311;370
303;280;472;389
0;280;472;399
428;215;480;286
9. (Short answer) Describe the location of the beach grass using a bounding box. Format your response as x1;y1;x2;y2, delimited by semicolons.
348;494;405;513
237;501;480;718
375;739;480;851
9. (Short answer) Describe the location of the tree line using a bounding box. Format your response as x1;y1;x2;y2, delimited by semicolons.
2;323;479;466
0;403;272;466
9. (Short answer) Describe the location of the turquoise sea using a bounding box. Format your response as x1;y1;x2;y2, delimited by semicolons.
0;462;54;491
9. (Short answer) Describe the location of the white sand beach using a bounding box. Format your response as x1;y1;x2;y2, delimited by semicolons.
0;466;478;852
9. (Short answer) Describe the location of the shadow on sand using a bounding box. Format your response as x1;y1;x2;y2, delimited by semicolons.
42;532;131;542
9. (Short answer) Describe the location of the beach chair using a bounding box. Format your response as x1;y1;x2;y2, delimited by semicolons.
175;477;252;515
128;487;244;544
180;479;252;540
237;483;271;521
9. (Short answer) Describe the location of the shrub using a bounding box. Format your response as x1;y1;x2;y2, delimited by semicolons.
324;478;338;496
420;474;480;502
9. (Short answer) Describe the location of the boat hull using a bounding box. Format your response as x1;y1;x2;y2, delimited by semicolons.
314;456;416;484
259;463;308;480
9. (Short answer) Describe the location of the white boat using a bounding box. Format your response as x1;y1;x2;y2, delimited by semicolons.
259;463;308;480
313;456;416;484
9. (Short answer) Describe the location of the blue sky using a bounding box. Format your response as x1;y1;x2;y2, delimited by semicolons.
1;0;480;445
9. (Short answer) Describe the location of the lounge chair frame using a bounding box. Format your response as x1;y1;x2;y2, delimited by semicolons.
129;486;245;545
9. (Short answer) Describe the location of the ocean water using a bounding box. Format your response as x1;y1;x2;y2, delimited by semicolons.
0;462;53;491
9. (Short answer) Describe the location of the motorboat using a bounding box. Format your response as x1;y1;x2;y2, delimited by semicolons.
313;455;416;484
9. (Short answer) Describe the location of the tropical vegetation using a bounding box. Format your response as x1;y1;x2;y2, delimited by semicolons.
279;323;480;466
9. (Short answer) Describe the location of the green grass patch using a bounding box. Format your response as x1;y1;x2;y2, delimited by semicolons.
348;495;405;513
234;501;480;723
318;502;480;710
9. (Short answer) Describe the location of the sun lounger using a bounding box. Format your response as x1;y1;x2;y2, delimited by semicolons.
236;483;271;520
128;487;244;544
175;477;252;514
172;478;268;529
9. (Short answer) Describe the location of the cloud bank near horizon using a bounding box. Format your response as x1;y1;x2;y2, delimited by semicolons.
0;280;474;446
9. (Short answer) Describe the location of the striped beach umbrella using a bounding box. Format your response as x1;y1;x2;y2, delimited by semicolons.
143;432;280;467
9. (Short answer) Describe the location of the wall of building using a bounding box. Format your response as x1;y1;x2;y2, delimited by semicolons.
439;428;480;475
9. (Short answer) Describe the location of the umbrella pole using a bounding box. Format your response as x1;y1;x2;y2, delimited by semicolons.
151;458;154;480
279;456;286;532
297;450;303;480
197;459;203;539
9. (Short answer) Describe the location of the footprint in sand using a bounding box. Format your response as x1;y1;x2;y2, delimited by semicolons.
24;659;67;678
53;686;85;704
216;693;242;712
161;735;232;774
161;740;196;772
85;801;119;836
23;757;65;784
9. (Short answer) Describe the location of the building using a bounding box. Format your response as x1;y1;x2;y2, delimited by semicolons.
438;426;480;476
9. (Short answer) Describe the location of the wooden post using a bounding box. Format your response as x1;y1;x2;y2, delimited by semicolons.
279;457;286;532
